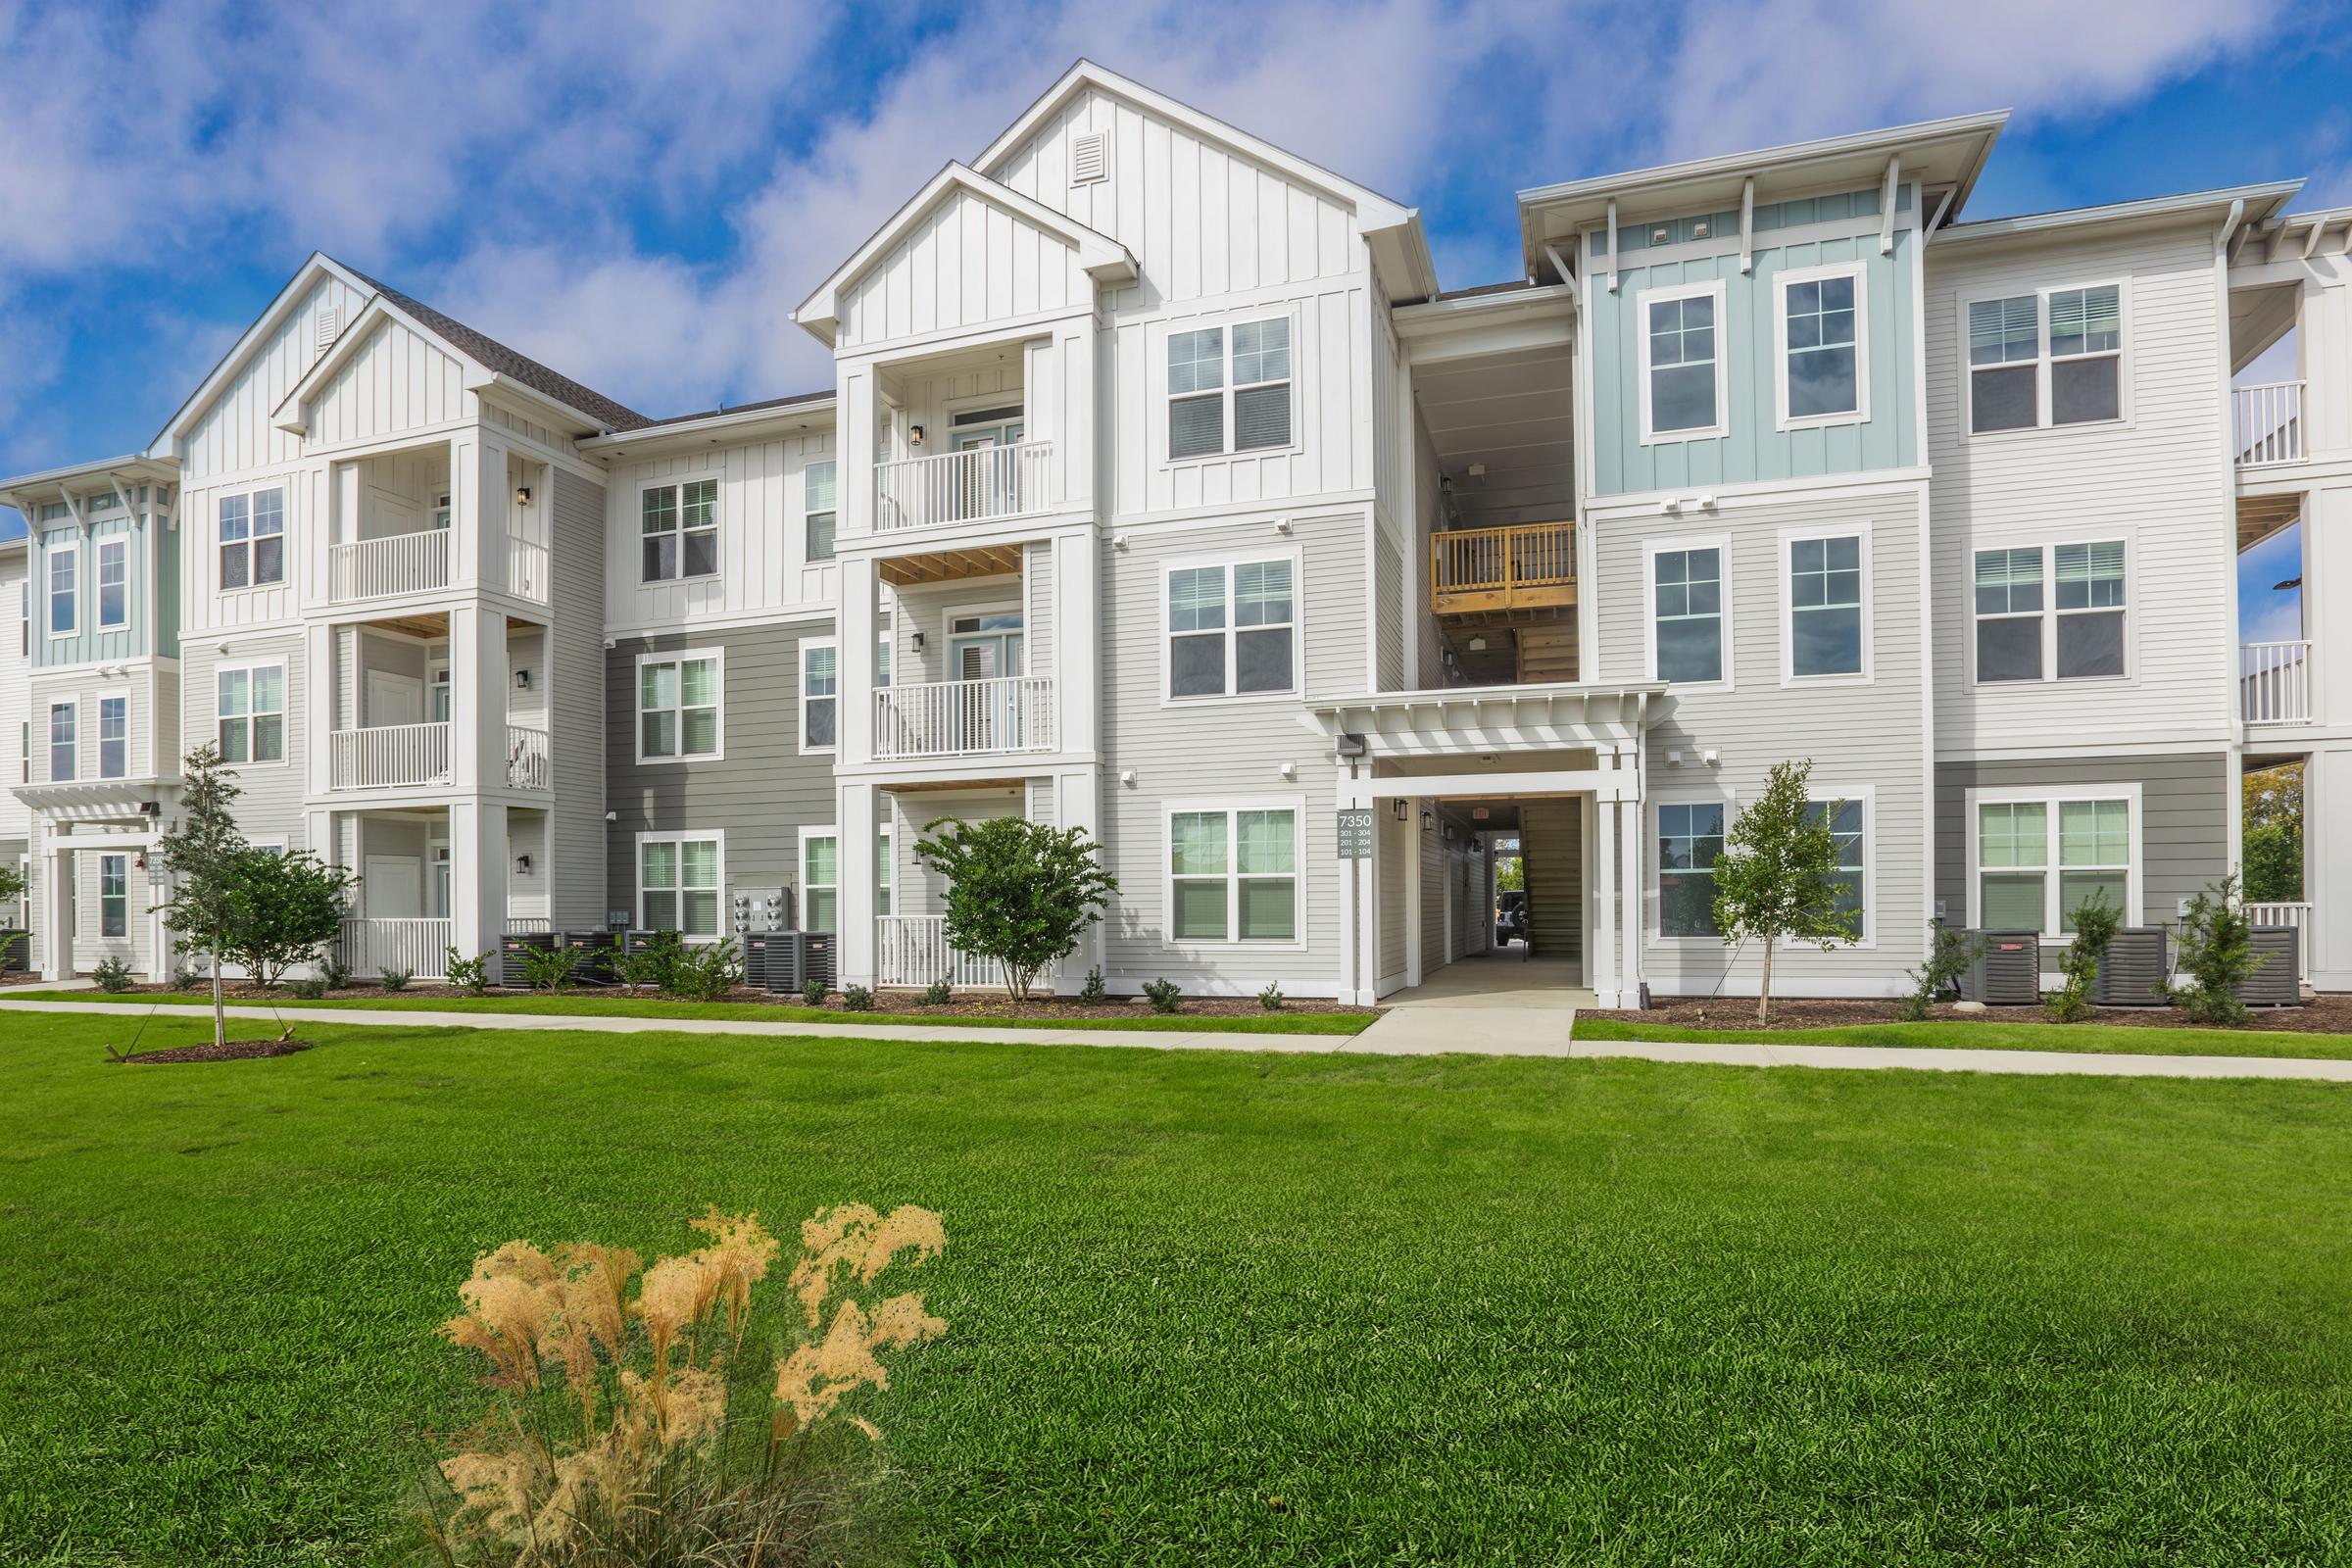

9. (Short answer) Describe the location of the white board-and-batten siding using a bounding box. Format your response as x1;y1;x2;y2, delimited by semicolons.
302;316;473;451
836;188;1092;351
603;431;840;632
181;273;372;482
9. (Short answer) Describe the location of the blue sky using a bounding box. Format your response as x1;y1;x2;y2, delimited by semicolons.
3;0;2347;631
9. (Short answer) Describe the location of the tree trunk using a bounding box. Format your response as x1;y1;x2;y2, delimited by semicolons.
1757;933;1775;1023
211;959;226;1050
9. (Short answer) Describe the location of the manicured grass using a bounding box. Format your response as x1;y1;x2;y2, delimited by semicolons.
0;987;1371;1035
1572;1013;2352;1059
6;1014;2352;1565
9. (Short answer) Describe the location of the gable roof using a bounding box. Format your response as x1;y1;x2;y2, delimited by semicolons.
794;162;1138;345
150;253;647;457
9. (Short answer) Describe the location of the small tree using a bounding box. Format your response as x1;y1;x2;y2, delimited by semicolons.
2046;888;2121;1023
1710;760;1860;1022
0;861;24;922
2173;873;2265;1026
1495;857;1524;894
912;818;1117;1000
152;745;249;1050
220;851;360;988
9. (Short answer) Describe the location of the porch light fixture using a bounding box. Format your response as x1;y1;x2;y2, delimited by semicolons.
910;630;927;652
514;486;532;507
1391;800;1408;822
908;425;926;447
1420;809;1434;832
514;668;531;690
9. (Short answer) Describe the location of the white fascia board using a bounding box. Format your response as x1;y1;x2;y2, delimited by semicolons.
1935;181;2305;247
576;396;839;456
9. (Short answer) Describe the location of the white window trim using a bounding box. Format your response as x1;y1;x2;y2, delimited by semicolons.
97;694;128;780
637;476;721;585
1963;784;2143;934
800;822;890;928
217;486;287;592
1159;308;1303;468
1160;795;1308;951
802;461;838;565
1772;261;1870;432
1637;278;1731;445
1778;521;1874;686
215;661;290;769
47;542;77;640
633;647;725;765
1642;533;1734;691
1966;531;2135;689
799;637;838;756
97;852;130;940
635;829;726;942
1648;789;1737;945
1806;784;1877;949
47;699;77;783
96;537;128;630
1958;279;2133;438
1158;545;1305;708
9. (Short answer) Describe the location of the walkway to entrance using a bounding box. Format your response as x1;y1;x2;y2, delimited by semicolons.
1382;945;1593;1010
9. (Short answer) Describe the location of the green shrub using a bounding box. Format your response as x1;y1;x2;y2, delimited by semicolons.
1079;965;1106;1004
842;984;874;1012
288;976;328;1000
318;954;352;991
614;934;678;993
1257;983;1286;1011
380;965;414;993
2173;874;2264;1027
2045;890;2121;1023
444;948;492;996
171;961;205;992
1143;977;1181;1014
91;956;136;994
661;938;740;1003
515;944;578;994
1898;923;1983;1021
922;978;953;1006
801;976;828;1007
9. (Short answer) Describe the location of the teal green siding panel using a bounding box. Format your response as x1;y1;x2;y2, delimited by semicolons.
1592;219;1918;497
31;514;153;668
153;517;181;657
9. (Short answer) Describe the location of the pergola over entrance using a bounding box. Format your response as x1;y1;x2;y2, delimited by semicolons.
1305;682;1665;1008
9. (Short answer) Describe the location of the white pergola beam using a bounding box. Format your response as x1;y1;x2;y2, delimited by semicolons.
1739;177;1755;273
1881;156;1899;254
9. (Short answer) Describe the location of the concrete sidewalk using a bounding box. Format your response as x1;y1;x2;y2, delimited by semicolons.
5;996;2351;1080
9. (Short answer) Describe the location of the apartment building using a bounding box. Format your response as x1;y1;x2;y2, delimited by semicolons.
2;62;2340;999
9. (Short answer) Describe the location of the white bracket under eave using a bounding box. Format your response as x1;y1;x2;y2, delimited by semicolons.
1739;177;1755;274
1605;199;1619;294
1880;156;1899;255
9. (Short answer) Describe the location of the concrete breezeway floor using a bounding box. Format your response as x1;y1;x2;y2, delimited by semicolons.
1354;947;1589;1054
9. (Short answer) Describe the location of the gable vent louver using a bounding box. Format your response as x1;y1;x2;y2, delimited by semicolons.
1070;130;1109;186
316;307;341;351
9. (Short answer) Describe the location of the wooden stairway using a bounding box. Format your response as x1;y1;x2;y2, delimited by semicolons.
1515;626;1579;683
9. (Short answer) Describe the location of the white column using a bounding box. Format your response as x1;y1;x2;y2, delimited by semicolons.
1592;796;1619;1007
449;800;508;962
1055;764;1103;993
41;838;72;981
1356;801;1383;1004
1337;778;1358;1004
1055;530;1099;758
836;780;878;987
306;622;336;798
1403;799;1425;990
449;604;509;792
1619;779;1644;1005
839;555;878;768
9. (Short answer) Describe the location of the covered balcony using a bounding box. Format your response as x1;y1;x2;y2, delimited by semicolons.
327;805;552;978
325;442;551;605
322;611;552;793
867;338;1064;535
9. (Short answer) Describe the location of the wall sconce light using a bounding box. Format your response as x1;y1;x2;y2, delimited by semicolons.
908;425;926;448
1421;809;1434;832
514;486;532;507
1391;799;1408;822
514;668;531;690
514;855;533;873
1444;824;1454;843
910;630;927;652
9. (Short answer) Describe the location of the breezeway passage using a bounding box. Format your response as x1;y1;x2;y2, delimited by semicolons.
8;997;2352;1081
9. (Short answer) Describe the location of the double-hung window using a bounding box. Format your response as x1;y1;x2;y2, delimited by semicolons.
638;652;721;761
801;642;837;751
219;488;285;588
804;463;836;563
1657;802;1726;936
1976;795;2133;935
1167;317;1293;460
1968;284;2124;433
1167;559;1296;699
1650;543;1726;683
1641;282;1726;440
640;835;721;938
1168;806;1298;943
98;697;126;779
47;544;76;637
217;664;286;763
1787;533;1865;679
1973;541;2127;683
802;833;838;932
1778;266;1864;425
641;478;718;582
1805;798;1866;932
99;854;128;939
97;539;127;629
47;703;74;781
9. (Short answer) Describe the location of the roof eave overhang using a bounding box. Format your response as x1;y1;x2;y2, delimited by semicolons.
577;396;839;456
0;455;178;515
1934;180;2306;248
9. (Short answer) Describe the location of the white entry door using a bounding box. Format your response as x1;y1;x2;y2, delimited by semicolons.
365;856;424;918
367;671;423;728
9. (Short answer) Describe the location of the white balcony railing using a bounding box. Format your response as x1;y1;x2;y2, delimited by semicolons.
330;528;452;602
876;914;1051;991
330;721;452;790
873;674;1054;760
506;724;551;790
507;536;551;602
874;439;1052;531
2234;380;2305;466
2245;902;2312;978
2240;640;2313;724
335;917;453;979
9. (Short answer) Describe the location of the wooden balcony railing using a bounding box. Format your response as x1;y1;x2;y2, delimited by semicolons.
1431;521;1576;614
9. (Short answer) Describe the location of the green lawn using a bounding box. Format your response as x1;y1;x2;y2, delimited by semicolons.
1572;1014;2352;1059
0;988;1371;1035
5;1014;2352;1565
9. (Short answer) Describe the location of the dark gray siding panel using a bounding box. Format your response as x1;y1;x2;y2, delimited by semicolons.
551;468;610;930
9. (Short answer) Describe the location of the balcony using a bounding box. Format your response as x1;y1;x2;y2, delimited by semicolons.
331;721;450;790
335;916;454;979
331;528;451;602
1431;522;1577;615
2234;381;2305;466
873;674;1054;760
507;724;551;790
2241;640;2313;725
874;440;1052;532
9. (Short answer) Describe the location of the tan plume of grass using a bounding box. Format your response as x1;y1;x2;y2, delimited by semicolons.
424;1203;946;1566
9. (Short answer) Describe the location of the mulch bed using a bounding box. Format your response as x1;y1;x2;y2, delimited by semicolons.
110;1037;316;1065
1585;994;2352;1035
